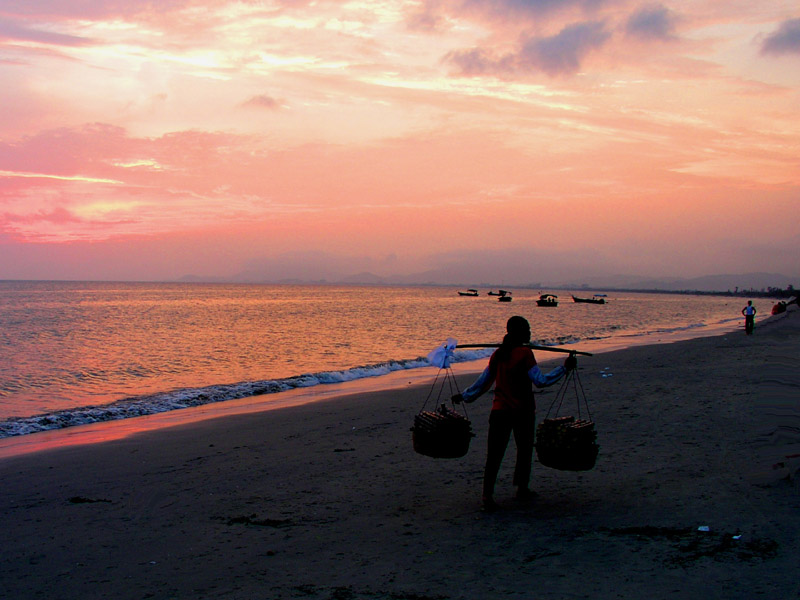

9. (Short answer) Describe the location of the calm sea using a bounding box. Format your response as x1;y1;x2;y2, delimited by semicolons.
0;281;751;438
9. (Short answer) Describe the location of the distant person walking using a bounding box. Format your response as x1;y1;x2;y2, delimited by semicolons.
742;300;757;335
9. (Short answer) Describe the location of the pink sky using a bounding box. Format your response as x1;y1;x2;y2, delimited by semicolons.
1;0;798;285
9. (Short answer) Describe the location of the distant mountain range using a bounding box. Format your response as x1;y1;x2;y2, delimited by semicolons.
181;270;797;293
346;271;797;293
559;272;797;293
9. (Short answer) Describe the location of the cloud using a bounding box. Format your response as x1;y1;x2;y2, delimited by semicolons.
444;47;504;76
241;95;283;110
0;203;138;243
519;20;611;75
458;0;606;21
410;0;608;34
0;124;262;242
0;21;92;46
761;18;800;56
0;0;196;20
446;20;610;77
2;206;80;225
406;4;446;33
0;123;133;177
625;4;677;41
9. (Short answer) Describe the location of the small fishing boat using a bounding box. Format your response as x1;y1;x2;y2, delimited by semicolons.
458;289;479;297
572;294;606;304
536;294;558;307
497;290;512;302
488;289;510;296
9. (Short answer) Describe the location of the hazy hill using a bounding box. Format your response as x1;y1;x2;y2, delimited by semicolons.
180;269;796;293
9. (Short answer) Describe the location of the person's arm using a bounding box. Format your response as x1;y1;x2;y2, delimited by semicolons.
528;354;575;388
455;367;493;403
528;364;565;387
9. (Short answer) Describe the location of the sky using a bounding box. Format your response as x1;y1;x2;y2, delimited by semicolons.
1;0;798;285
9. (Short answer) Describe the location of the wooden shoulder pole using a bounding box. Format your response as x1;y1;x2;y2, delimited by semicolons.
456;343;593;357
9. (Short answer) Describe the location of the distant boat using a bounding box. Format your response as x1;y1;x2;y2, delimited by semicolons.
489;289;512;301
458;289;479;297
536;294;558;307
572;294;606;304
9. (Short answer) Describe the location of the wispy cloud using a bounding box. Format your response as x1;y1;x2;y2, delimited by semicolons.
0;0;797;280
457;0;606;21
0;21;92;46
2;206;80;225
0;170;121;184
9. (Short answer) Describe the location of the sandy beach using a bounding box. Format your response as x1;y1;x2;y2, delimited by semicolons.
1;309;798;600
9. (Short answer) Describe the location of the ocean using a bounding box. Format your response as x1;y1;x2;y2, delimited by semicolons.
0;281;754;439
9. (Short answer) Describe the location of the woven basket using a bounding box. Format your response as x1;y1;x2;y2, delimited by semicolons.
535;416;599;471
412;404;475;459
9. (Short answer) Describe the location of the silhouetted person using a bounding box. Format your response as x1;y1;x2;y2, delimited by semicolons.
742;300;756;335
453;316;575;511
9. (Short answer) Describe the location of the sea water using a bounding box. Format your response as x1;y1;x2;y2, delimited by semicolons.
0;281;753;438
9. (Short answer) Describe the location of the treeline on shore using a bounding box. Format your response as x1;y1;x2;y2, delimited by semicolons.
591;285;798;300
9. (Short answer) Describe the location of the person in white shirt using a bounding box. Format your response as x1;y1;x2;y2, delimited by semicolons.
742;300;756;335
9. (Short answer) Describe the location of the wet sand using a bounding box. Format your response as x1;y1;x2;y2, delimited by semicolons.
1;309;798;599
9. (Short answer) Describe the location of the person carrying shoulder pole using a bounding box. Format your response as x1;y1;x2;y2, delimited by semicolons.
452;315;575;512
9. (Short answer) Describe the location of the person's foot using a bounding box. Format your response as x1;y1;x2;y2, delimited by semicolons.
515;487;539;501
482;495;500;512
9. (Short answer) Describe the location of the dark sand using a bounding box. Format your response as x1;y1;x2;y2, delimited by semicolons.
1;309;798;599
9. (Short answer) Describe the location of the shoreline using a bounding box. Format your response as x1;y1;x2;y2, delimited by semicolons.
0;314;756;458
1;309;798;598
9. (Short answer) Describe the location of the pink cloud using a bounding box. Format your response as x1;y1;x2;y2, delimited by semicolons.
0;0;195;20
241;94;283;110
2;206;79;225
0;1;797;282
0;21;92;46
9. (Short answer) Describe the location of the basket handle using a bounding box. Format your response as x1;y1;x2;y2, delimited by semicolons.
543;366;592;422
420;367;469;420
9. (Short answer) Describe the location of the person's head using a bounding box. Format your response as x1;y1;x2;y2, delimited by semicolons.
748;301;752;306
506;316;531;344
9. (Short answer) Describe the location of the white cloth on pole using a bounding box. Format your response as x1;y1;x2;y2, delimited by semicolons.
427;338;458;368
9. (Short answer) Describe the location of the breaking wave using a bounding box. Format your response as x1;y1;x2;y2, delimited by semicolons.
0;350;495;439
0;316;740;439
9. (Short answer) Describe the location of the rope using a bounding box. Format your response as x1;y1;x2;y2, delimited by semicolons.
445;367;469;421
544;367;592;422
421;369;443;412
420;366;468;419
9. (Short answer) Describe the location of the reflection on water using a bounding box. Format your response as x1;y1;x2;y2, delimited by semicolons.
0;281;746;421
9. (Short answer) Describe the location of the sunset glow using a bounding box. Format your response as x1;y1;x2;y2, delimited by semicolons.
1;1;798;283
